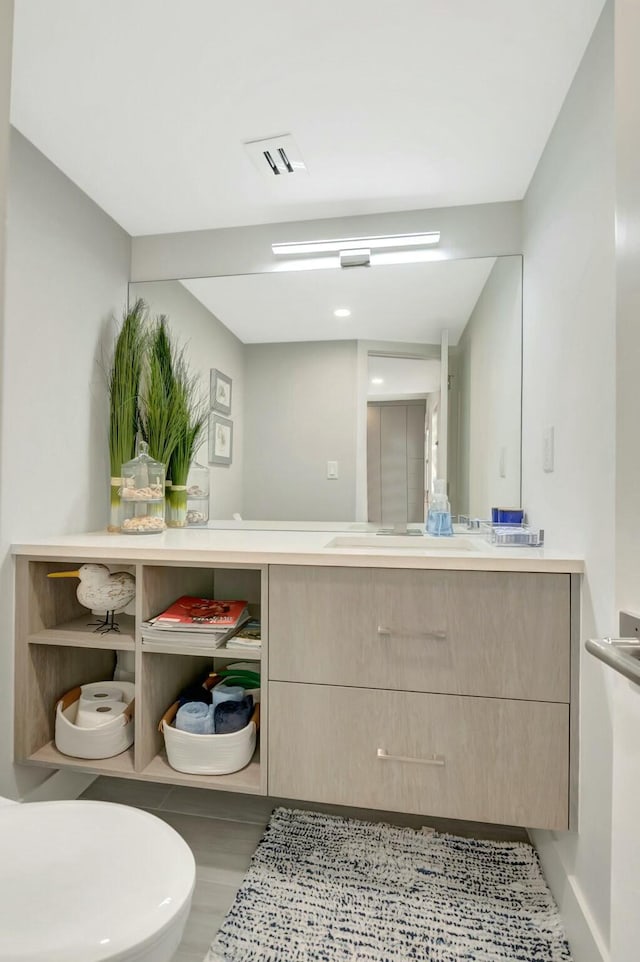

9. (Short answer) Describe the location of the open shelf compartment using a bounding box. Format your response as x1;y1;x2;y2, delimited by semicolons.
21;558;136;649
15;556;268;796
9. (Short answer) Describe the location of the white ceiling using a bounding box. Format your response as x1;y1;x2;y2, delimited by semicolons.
179;257;496;345
10;0;605;236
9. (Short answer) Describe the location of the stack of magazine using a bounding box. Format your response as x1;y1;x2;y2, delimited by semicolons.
226;618;261;652
141;596;250;649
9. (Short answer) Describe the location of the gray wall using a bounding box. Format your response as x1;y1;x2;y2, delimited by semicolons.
522;4;615;958
243;341;357;520
455;256;522;518
0;130;131;798
132;281;245;519
0;0;12;538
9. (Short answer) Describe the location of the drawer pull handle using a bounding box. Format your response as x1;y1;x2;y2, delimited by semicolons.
376;625;447;641
376;748;445;767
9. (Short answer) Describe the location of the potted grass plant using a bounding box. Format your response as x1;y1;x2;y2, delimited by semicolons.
107;299;147;531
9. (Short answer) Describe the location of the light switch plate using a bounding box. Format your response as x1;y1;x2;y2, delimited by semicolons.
327;460;339;479
543;427;554;473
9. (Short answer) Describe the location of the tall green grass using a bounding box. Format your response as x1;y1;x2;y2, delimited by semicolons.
139;317;182;470
139;318;207;524
107;299;147;524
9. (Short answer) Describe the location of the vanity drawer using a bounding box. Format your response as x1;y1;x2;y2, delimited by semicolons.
269;566;570;702
268;682;569;829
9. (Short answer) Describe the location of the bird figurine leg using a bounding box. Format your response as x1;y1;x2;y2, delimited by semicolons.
87;610;121;634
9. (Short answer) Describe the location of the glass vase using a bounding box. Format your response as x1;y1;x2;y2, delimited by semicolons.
186;460;209;526
108;478;122;533
167;484;188;527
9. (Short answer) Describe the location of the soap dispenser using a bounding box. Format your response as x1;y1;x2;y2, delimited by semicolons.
426;479;453;536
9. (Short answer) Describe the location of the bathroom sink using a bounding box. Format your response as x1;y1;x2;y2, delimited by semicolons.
324;535;480;551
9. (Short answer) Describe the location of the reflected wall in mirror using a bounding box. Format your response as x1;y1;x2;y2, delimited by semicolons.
131;254;522;525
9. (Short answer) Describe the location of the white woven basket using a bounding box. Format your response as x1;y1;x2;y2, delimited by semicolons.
55;681;135;759
160;704;258;776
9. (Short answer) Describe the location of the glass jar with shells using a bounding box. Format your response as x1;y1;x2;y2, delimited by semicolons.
185;460;209;527
120;441;166;534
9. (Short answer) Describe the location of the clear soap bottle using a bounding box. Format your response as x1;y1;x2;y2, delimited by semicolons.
426;479;453;536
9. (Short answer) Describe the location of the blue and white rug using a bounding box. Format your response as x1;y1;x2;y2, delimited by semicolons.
205;807;572;961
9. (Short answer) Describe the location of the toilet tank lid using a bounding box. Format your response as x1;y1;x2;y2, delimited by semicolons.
0;800;195;962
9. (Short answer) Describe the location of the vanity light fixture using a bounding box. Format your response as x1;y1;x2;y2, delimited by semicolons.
333;308;351;318
271;231;440;257
371;377;384;385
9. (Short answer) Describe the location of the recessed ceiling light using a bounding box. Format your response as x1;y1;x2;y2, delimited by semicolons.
334;308;351;318
371;377;384;385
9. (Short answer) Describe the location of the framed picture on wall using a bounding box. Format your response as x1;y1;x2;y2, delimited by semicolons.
209;414;233;465
210;368;232;415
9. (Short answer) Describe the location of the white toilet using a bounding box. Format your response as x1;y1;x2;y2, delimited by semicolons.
0;797;196;961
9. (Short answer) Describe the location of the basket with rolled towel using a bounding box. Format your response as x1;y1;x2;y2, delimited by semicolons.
159;668;260;775
55;680;135;759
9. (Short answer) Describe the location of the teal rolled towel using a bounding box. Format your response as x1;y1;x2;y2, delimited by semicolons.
176;701;214;734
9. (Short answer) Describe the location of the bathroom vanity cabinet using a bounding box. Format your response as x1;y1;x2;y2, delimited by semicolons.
13;532;581;830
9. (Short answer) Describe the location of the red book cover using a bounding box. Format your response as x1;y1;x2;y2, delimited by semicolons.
150;596;249;630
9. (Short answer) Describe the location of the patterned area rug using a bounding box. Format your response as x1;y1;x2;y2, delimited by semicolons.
205;808;572;962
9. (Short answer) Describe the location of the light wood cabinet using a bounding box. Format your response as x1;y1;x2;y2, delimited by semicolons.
267;565;576;829
269;682;570;830
14;551;577;830
269;566;570;702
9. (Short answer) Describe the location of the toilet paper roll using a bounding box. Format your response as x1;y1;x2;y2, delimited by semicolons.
78;695;123;714
80;682;124;703
211;684;244;710
75;701;128;729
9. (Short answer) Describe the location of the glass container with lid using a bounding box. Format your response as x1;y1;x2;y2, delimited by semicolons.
120;441;166;534
185;460;209;527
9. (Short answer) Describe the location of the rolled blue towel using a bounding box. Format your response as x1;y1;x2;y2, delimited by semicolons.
212;684;244;710
214;694;254;734
175;701;215;734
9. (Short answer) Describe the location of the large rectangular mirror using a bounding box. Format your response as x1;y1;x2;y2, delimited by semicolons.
130;254;522;526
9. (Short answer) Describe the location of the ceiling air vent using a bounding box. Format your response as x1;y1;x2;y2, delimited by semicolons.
244;134;308;178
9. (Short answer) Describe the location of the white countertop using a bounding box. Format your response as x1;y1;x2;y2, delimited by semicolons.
12;526;584;573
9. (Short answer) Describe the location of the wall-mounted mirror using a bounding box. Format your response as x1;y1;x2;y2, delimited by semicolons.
130;254;522;526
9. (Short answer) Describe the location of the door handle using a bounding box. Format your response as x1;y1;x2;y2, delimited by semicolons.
585;637;640;687
376;748;445;766
376;625;447;641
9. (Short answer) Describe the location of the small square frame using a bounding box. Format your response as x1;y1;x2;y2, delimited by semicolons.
210;368;232;415
208;414;233;465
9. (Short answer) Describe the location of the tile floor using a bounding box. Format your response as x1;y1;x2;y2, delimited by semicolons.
80;777;529;962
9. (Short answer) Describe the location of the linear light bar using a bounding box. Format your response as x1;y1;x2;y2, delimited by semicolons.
272;231;440;257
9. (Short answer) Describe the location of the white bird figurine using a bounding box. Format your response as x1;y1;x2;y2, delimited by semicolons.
48;564;136;634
